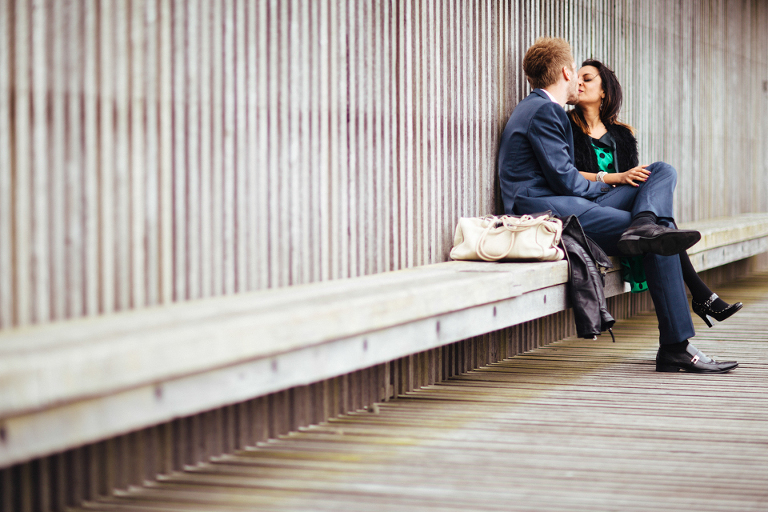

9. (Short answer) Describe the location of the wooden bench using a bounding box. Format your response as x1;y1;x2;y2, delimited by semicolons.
2;213;768;469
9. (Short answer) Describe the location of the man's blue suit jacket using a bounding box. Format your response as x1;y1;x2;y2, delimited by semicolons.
498;89;611;217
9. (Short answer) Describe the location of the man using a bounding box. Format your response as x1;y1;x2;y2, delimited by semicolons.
498;37;737;373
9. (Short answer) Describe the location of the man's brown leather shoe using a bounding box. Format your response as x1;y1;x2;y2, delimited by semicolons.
656;343;738;373
617;224;701;256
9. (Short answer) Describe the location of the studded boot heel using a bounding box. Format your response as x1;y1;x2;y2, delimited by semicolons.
691;293;743;328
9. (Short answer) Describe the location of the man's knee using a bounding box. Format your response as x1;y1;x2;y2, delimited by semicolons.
632;162;677;220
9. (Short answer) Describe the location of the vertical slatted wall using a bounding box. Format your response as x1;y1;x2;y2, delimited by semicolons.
1;0;766;331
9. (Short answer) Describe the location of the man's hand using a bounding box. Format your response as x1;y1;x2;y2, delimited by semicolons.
606;165;650;187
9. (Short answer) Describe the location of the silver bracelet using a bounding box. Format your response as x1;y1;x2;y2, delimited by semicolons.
596;171;607;183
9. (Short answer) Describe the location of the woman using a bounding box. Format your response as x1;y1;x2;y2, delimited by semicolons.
568;59;741;327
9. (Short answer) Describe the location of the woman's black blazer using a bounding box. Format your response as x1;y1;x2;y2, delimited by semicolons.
569;115;639;174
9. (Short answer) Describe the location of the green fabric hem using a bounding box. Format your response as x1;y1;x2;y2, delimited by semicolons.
620;256;648;293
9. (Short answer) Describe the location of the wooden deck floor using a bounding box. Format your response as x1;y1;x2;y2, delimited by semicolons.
80;272;768;512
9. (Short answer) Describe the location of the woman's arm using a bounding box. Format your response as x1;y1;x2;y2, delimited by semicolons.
604;165;650;187
579;167;650;187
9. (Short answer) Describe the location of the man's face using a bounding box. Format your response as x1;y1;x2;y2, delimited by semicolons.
565;62;579;105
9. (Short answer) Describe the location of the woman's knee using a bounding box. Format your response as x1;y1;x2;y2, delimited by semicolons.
648;161;677;177
647;161;677;185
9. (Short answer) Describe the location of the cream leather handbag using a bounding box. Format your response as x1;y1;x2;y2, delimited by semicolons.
450;213;565;262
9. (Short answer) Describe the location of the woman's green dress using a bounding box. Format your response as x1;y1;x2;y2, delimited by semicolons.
590;134;648;293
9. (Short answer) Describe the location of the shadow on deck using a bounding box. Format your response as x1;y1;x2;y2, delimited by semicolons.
77;272;768;512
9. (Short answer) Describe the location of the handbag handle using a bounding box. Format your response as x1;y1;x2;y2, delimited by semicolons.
475;215;539;261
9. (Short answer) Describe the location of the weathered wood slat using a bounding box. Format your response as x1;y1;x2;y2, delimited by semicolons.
97;1;114;317
0;0;10;329
14;0;32;327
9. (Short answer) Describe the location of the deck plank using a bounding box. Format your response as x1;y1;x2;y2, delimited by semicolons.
78;272;768;511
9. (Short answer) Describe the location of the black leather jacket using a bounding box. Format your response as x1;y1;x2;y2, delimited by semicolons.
559;215;615;340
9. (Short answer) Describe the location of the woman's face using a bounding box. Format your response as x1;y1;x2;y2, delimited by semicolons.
577;66;604;107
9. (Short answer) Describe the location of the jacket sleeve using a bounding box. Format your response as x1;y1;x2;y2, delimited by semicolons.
570;116;597;174
528;102;608;199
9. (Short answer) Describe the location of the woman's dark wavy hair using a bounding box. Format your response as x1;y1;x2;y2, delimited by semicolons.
570;59;635;135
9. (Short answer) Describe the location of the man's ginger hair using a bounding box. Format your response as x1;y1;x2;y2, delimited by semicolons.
522;37;574;90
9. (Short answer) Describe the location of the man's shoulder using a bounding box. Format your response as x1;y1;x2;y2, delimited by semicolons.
512;91;561;121
523;98;569;132
516;90;549;109
532;99;566;120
